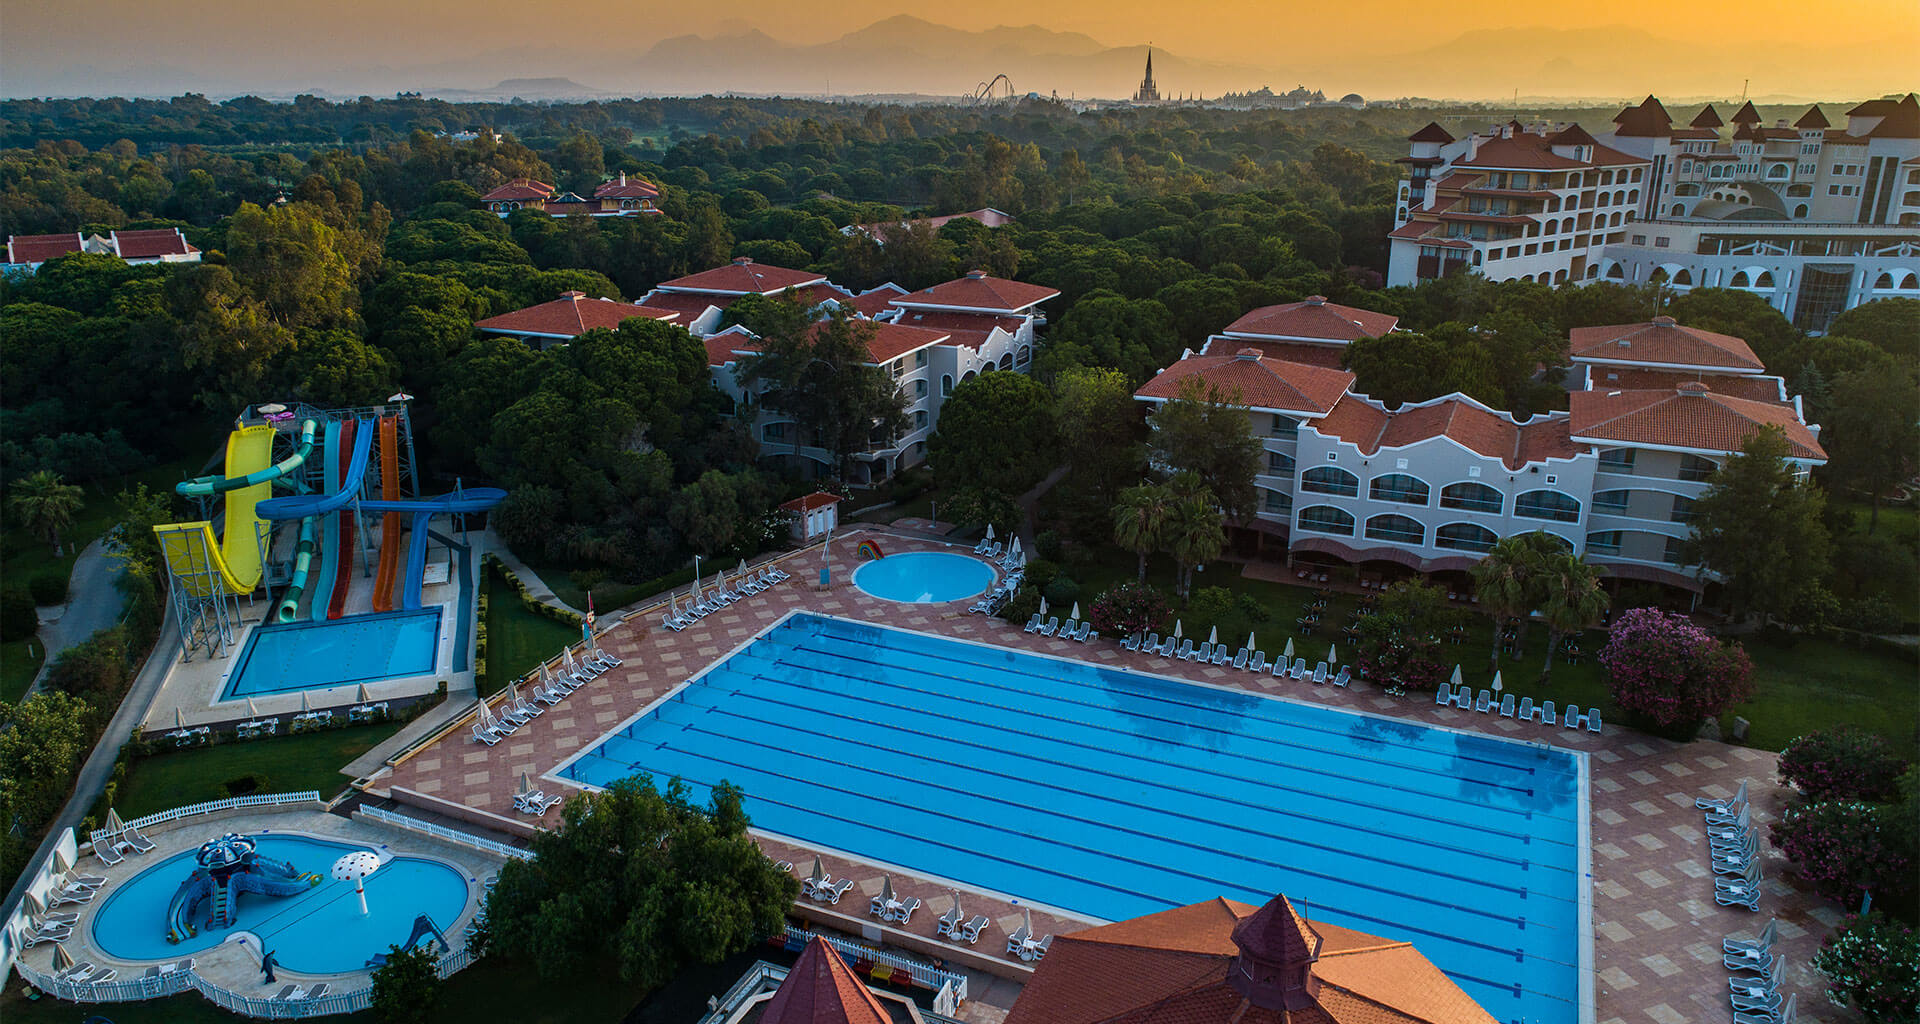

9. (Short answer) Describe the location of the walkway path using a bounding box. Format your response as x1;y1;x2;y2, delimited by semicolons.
482;535;582;616
1013;464;1070;549
1;602;178;924
25;538;127;697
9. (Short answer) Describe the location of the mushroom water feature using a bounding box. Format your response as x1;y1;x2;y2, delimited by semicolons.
332;851;383;915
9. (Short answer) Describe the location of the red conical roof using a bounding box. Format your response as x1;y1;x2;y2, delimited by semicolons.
1231;892;1323;966
1794;107;1831;129
1691;105;1724;128
759;937;893;1024
1730;101;1762;123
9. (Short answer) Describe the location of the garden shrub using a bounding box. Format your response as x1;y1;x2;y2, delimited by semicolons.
1769;800;1916;911
1843;595;1905;637
1598;608;1753;738
1813;913;1920;1023
1778;727;1910;802
1185;586;1233;627
1088;582;1171;638
0;586;37;641
221;773;271;797
997;585;1040;626
29;571;68;605
1042;574;1080;607
1233;592;1270;622
1021;558;1060;593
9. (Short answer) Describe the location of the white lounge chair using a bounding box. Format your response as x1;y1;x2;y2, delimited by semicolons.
1732;993;1794;1024
94;839;125;866
1074;622;1095;642
472;723;500;746
1005;920;1031;955
64;870;106;890
1121;633;1142;651
1699;780;1751;815
1434;683;1452;706
47;886;94;907
1291;659;1307;679
1175;639;1196;660
1499;693;1516;717
1724;919;1778;957
1517;696;1535;721
1539;700;1557;725
1248;651;1268;673
819;879;854;904
1730;957;1784;1001
891;896;923;923
1210;646;1230;665
1332;665;1351;687
956;914;990;944
21;922;70;947
1475;689;1492;713
1231;648;1249;669
1057;618;1079;638
935;903;963;937
1038;617;1059;637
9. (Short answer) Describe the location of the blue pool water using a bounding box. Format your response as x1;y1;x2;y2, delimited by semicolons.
90;835;471;974
560;613;1583;1022
223;609;442;698
851;551;995;603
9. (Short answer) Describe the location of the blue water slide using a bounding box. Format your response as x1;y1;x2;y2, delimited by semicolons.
355;487;507;610
165;872;213;943
254;417;375;522
311;419;344;622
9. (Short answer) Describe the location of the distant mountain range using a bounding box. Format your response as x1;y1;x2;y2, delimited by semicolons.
0;16;1894;103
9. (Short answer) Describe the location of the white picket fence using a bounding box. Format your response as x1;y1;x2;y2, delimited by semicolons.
355;805;532;861
781;924;968;1008
87;791;322;849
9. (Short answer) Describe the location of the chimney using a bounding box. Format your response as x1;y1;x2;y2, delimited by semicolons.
618;171;627;185
1305;295;1327;306
966;269;988;279
561;290;585;300
1236;347;1262;361
1676;381;1710;396
1652;314;1677;326
733;256;754;265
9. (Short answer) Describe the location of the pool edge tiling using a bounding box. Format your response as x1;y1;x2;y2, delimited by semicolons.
850;549;997;604
553;610;1590;1023
221;607;444;699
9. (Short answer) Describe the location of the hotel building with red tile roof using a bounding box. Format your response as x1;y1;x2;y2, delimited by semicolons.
5;228;200;273
1136;307;1824;591
1391;93;1920;333
635;261;1057;485
842;207;1014;240
479;173;663;218
472;291;680;347
1006;891;1498;1024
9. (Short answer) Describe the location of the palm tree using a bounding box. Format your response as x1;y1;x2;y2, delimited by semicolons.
9;470;84;555
1469;533;1547;667
1538;553;1609;673
1111;484;1172;583
1163;489;1225;599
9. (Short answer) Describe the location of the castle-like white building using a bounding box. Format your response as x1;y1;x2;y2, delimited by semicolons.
1389;94;1920;332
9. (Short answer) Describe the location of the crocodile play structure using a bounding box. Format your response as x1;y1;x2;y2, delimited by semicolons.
165;833;320;944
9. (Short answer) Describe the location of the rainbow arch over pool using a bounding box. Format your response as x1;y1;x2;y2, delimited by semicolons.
856;540;885;560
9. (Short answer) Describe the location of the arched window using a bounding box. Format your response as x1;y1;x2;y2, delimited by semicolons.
1296;505;1354;536
1670;495;1697;523
1016;345;1031;365
1369;474;1429;505
1435;522;1497;553
1793;204;1809;219
1267;451;1295;478
914;379;928;398
1439;481;1501;514
1515;489;1581;522
1585;530;1623;556
1364;514;1424;545
960;370;977;383
941;374;954;395
1904;272;1920;289
1592;489;1631;515
1270;414;1298;438
1671;203;1685;216
914;410;929;430
1875;272;1895;288
1729;270;1751;288
1606;263;1625;280
1678;454;1720;482
997;354;1013;371
1673;268;1693;285
1754;271;1774;288
1300;466;1358;497
1262;488;1293;516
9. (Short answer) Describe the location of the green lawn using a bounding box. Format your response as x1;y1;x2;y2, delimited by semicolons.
0;455;203;594
1;638;44;705
483;565;584;698
103;720;406;820
2;955;646;1024
1055;545;1919;759
1829;497;1920;621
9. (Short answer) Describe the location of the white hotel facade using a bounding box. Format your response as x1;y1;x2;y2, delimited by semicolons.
1389;93;1920;333
1137;301;1826;593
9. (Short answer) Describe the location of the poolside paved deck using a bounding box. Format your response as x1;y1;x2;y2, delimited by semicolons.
368;528;1845;1024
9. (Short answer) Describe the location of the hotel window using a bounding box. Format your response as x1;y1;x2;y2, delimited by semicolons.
1368;473;1429;506
1677;454;1720;482
1670;495;1697;523
1585;530;1623;556
1592;489;1631;515
1515;489;1581;522
941;374;953;396
1663;535;1689;565
1435;522;1497;553
1300;466;1359;497
1439;481;1501;514
1267;451;1295;477
914;410;929;430
1364;514;1425;546
763;423;787;442
1597;448;1634;474
914;349;929;368
1296;505;1355;536
890;359;903;379
1631;234;1647;245
1262;489;1293;516
1654;237;1670;248
914;379;928;398
1270;414;1298;438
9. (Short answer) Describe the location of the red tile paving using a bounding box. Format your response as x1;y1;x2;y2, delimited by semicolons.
368;529;1844;1022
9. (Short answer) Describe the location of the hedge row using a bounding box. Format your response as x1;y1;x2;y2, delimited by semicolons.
482;553;584;627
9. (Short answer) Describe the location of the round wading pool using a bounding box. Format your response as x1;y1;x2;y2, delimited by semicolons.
851;551;996;603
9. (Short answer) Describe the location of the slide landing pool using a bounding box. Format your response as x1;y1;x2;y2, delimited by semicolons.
559;612;1585;1022
90;835;470;974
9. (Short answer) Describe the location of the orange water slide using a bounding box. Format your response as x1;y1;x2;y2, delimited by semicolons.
371;415;402;613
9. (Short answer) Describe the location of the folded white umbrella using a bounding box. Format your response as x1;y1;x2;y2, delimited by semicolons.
1492;670;1504;692
1172;620;1183;640
1282;638;1294;658
1327;643;1338;665
52;942;73;972
1450;664;1463;687
985;523;995;541
1070;602;1081;621
1247;631;1257;652
1038;597;1048;617
356;683;371;703
1207;626;1219;645
517;771;533;797
299;691;312;713
246;697;261;719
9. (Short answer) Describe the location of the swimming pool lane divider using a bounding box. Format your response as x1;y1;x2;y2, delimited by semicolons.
753;633;1581;844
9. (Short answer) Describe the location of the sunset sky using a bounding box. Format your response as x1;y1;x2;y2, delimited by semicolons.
4;0;1916;100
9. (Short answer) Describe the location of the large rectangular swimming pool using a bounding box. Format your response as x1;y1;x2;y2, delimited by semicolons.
558;613;1586;1022
222;608;442;699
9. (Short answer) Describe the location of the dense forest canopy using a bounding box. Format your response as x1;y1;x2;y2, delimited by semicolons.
3;92;1914;584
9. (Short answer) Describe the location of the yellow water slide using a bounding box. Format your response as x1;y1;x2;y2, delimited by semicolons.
154;424;276;595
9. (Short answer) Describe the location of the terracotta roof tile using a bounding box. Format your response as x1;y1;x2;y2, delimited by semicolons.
638;291;725;324
1314;394;1392;451
1408;123;1455;144
888;310;1024;351
758;937;892;1024
1202;338;1347;369
474;292;679;338
831;318;952;363
478;179;554;202
894;271;1059;313
1730;101;1762;124
841;284;909;318
1569;385;1825;460
110;228;197;259
1612;96;1673;137
1586;367;1787;404
1136;351;1356;415
8;233;84;263
1691;105;1725;129
591;173;659;199
1794;107;1831;130
1569;317;1764;372
1223;297;1399;343
657;258;826;295
1458;133;1645;170
780;491;843;512
1313;394;1577;469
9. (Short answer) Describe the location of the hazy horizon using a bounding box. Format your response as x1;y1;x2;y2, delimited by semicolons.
3;0;1916;102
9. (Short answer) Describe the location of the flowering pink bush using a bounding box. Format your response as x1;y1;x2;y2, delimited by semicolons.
1813;913;1920;1022
1089;582;1171;639
1598;607;1753;734
1770;801;1916;909
1779;728;1910;802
